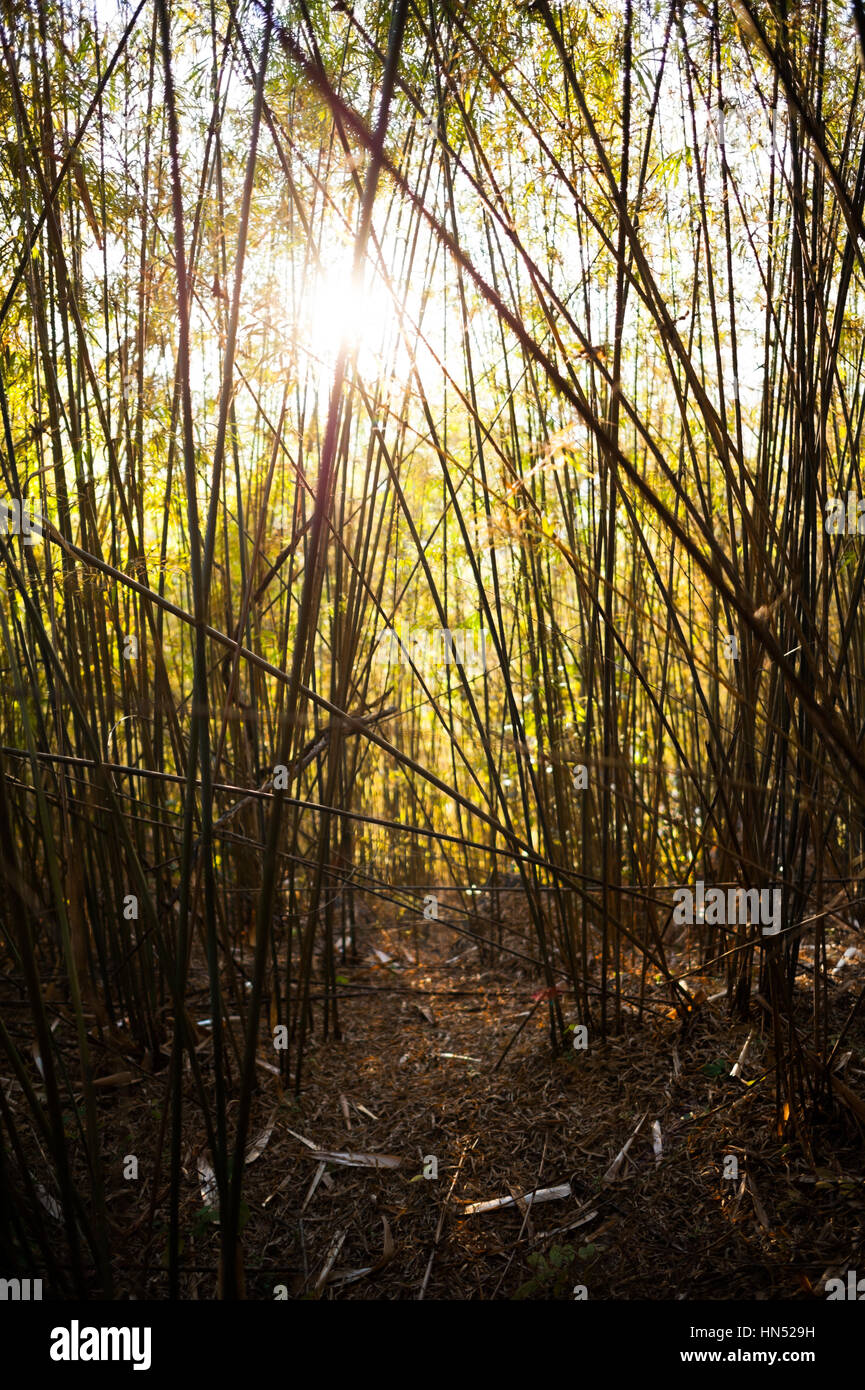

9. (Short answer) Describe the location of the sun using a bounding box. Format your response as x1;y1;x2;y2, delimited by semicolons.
301;258;400;374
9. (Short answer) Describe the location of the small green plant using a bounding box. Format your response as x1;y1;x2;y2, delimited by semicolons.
189;1199;250;1242
701;1058;728;1078
190;1206;220;1241
513;1244;577;1300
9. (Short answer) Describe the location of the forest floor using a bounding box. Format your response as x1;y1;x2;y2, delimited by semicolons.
5;899;865;1300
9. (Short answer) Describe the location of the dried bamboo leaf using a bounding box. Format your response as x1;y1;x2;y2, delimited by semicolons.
313;1229;347;1293
36;1184;62;1221
244;1114;275;1165
197;1152;217;1207
602;1112;647;1184
462;1183;571;1215
651;1120;663;1163
285;1126;320;1151
310;1149;402;1169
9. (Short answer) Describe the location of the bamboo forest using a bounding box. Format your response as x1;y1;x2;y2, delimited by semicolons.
1;0;865;1331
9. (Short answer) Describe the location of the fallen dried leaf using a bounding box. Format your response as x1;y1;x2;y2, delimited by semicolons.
652;1119;663;1163
92;1071;136;1089
730;1029;755;1080
313;1229;347;1294
462;1183;571;1215
602;1112;647;1184
245;1115;275;1165
36;1184;62;1221
197;1152;217;1207
285;1126;320;1151
310;1149;402;1169
301;1161;328;1212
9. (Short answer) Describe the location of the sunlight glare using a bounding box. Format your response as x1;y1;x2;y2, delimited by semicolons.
303;261;396;374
